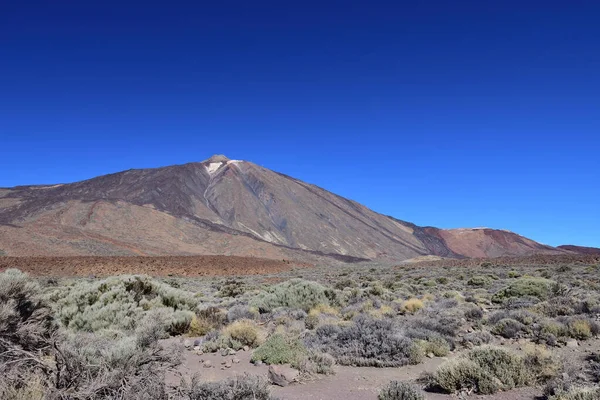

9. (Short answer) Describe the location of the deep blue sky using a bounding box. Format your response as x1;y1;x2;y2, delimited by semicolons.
1;1;598;247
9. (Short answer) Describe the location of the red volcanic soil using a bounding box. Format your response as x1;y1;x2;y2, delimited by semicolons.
0;256;312;277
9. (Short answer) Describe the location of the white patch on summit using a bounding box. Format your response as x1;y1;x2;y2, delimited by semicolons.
206;162;223;174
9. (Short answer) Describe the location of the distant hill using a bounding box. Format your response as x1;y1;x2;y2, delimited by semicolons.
0;154;575;261
557;245;600;255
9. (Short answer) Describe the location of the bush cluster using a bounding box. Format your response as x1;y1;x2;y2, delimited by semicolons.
305;315;421;367
48;275;199;334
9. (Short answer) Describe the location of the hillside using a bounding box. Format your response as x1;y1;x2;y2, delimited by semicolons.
0;155;575;261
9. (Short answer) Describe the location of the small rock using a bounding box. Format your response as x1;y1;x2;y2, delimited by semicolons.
183;339;193;349
427;352;435;358
221;348;230;357
243;345;250;352
254;360;263;366
194;350;204;356
224;361;232;369
228;349;237;355
202;360;212;368
268;364;299;387
232;357;240;364
566;339;579;348
193;339;203;347
193;346;201;351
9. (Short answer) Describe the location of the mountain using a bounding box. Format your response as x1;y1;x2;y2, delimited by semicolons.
557;245;600;255
0;155;572;261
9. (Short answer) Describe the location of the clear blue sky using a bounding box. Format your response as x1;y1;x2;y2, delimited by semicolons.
1;1;598;247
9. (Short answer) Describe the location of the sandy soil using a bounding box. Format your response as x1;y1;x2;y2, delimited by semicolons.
164;336;600;400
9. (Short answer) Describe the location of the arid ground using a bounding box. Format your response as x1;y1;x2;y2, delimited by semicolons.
2;254;600;400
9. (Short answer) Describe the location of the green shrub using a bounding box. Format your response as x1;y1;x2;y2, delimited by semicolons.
416;336;450;357
251;279;330;313
48;275;198;333
492;277;556;303
467;347;531;389
433;358;499;394
433;346;533;394
251;333;307;366
468;275;492;287
378;381;425;400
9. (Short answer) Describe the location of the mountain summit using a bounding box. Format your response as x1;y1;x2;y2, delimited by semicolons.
0;156;575;260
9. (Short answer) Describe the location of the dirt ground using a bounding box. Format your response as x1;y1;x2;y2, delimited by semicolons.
0;255;312;277
163;335;600;400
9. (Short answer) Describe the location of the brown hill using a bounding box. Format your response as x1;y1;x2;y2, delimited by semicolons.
557;245;600;255
0;155;570;261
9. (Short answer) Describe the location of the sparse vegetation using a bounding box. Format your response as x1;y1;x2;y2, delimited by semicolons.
378;381;425;400
2;256;599;398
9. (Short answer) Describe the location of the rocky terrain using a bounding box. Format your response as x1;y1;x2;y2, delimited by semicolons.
0;155;594;261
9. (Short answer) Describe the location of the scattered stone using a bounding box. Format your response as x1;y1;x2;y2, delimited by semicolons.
232;357;240;364
193;339;203;347
243;345;250;352
183;339;193;349
202;360;212;368
427;352;435;358
566;339;579;348
254;360;263;366
193;346;201;351
268;364;299;387
228;349;237;355
221;348;230;357
224;360;232;369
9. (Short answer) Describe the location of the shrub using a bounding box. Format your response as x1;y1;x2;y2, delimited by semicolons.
217;279;247;298
467;276;492;287
0;269;56;391
0;269;55;359
401;298;424;314
416;336;450;357
187;315;212;336
251;333;307;366
251;279;330;313
522;344;560;383
48;275;198;333
568;319;593;340
549;387;600;400
433;358;499;394
492;318;528;339
197;306;227;332
222;319;264;348
180;374;274;400
301;350;336;375
461;331;493;347
433;346;533;394
492;277;556;303
305;315;421;367
464;305;484;321
378;381;425;400
227;305;257;322
467;347;531;389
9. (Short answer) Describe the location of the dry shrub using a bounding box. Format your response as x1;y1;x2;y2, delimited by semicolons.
401;298;424;314
222;319;265;348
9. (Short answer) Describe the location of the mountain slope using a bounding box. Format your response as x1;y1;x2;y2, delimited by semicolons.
0;155;570;261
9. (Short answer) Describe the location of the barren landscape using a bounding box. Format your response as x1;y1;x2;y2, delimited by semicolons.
2;254;600;399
